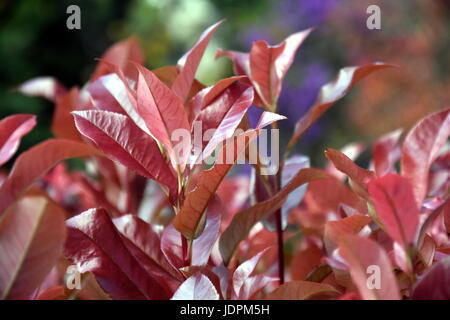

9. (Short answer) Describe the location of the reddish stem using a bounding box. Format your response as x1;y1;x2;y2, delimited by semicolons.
275;208;285;285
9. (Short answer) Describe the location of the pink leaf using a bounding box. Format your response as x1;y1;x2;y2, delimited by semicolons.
171;273;219;300
264;281;340;300
0;196;66;299
17;77;67;102
72;110;178;200
372;129;403;176
411;255;450;300
339;234;401;300
0;114;36;166
401;107;450;205
368;174;419;248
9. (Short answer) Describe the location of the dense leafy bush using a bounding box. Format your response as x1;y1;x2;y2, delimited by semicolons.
0;21;449;300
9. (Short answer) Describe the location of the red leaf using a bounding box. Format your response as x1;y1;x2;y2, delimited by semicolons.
17;77;67;102
401;107;450;205
0;114;36;166
171;273;219;300
161;223;184;270
372;129;403;176
135;64;190;169
264;281;340;300
171;21;223;102
219;168;325;265
113;215;183;291
0;139;99;215
72;110;178;200
174;111;283;239
232;249;269;299
368;174;419;248
91;36;145;82
199;83;254;160
339;234;401;300
0;196;66;299
65;208;170;299
325;148;375;199
411;255;450;300
287;63;395;150
188;76;245;123
324;214;372;255
249;29;312;109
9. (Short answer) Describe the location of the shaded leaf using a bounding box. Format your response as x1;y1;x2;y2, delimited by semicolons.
0;139;98;215
171;273;220;300
0;196;66;299
264;281;339;300
411;255;450;300
219;168;325;265
65;208;170;299
372;129;403;176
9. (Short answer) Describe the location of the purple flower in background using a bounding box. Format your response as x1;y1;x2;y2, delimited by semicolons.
280;0;339;29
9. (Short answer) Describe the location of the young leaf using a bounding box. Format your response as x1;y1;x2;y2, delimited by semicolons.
0;139;98;215
401;107;450;205
411;255;450;300
65;208;171;300
264;281;340;300
0;196;66;299
91;36;144;82
171;273;220;300
0;114;36;166
219;168;325;265
171;21;223;102
249;29;312;109
339;234;401;300
287;63;395;150
135;64;190;170
367;174;419;248
72;110;178;200
52;88;83;141
325;148;375;199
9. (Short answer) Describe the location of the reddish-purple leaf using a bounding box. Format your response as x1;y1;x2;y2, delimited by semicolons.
65;208;170;300
219;168;325;265
0;114;36;166
72;110;178;200
171;21;223;102
0;196;66;299
171;273;219;300
17;77;67;102
264;281;339;300
135;64;190;169
339;234;401;300
368;174;419;248
411;255;450;300
287;63;395;150
372;129;403;176
160;223;184;270
401;107;450;205
113;215;184;291
0;139;99;215
52;88;83;141
232;249;269;299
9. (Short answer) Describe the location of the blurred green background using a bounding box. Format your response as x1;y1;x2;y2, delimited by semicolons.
1;0;449;167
